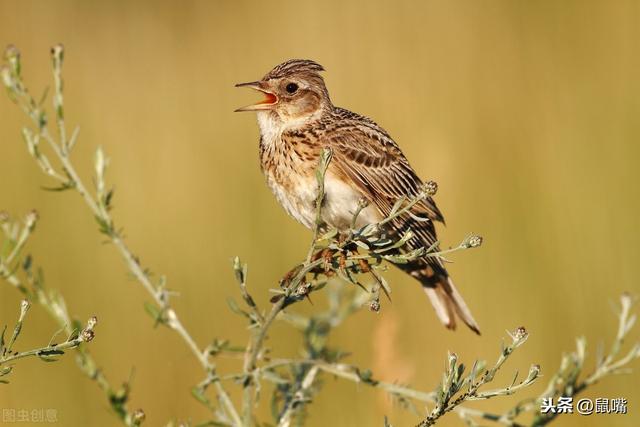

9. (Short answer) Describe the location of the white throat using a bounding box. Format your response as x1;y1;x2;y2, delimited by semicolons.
256;109;324;150
256;112;282;149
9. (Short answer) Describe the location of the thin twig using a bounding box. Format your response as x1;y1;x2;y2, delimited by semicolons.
2;45;240;426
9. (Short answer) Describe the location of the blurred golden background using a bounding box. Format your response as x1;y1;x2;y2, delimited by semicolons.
1;0;639;426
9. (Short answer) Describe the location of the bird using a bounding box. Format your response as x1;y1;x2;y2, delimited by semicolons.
235;59;480;334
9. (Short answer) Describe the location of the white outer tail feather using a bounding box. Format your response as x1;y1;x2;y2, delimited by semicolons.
423;277;481;334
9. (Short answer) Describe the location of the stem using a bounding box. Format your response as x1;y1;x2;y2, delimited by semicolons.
240;147;331;425
5;46;242;427
241;297;286;425
0;337;84;365
277;366;319;427
305;148;332;264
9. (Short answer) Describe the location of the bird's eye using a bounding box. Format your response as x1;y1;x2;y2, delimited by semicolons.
285;82;298;94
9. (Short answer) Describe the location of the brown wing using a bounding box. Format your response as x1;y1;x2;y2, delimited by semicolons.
325;112;445;270
325;110;481;333
325;109;480;334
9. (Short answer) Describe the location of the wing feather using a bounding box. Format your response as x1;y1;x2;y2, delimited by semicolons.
325;114;445;271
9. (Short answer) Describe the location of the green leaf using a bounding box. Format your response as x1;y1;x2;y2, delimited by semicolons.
354;240;369;250
38;86;49;107
226;298;250;318
144;302;165;326
232;256;246;284
70;319;83;340
375;274;392;301
318;228;338;241
94;215;113;236
103;188;114;210
191;386;209;405
310;282;327;293
38;354;62;362
22;254;32;272
359;223;379;237
38;349;65;356
41;181;75;192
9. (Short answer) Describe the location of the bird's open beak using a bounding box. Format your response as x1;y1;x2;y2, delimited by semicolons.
234;81;278;112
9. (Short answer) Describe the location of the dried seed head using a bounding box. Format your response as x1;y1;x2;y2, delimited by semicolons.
25;210;39;227
131;408;145;424
620;292;633;308
4;44;19;58
514;326;527;340
369;299;380;313
448;352;458;363
80;329;95;342
463;235;483;249
50;44;64;61
3;45;20;76
357;198;370;210
423;180;438;197
295;283;311;297
1;65;13;88
20;299;31;317
527;364;541;381
87;316;98;330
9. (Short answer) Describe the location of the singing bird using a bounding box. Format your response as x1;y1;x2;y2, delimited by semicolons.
236;59;480;334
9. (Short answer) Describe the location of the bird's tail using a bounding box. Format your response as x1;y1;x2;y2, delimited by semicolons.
420;274;481;335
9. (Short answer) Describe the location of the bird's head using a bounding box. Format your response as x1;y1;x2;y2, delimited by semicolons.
235;59;331;128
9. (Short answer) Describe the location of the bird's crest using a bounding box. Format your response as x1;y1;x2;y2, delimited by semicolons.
263;59;325;80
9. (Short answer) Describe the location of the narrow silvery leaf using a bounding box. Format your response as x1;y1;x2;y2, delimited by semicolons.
389;196;407;217
94;146;108;196
354;240;369;250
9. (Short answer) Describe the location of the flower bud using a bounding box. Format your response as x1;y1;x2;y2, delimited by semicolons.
131;408;145;424
295;283;311;297
87;316;98;330
448;352;458;366
1;65;13;88
463;235;483;249
4;45;20;76
20;299;31;318
357;198;370;210
423;180;438;197
514;326;527;340
81;329;95;342
50;44;64;64
527;364;541;381
25;210;39;228
4;45;20;62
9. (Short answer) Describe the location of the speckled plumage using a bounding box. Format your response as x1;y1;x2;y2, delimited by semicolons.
237;59;480;334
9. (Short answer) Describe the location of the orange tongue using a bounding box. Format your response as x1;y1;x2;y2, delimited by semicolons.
259;92;277;105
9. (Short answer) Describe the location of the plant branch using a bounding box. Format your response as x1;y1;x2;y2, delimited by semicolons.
2;44;240;426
